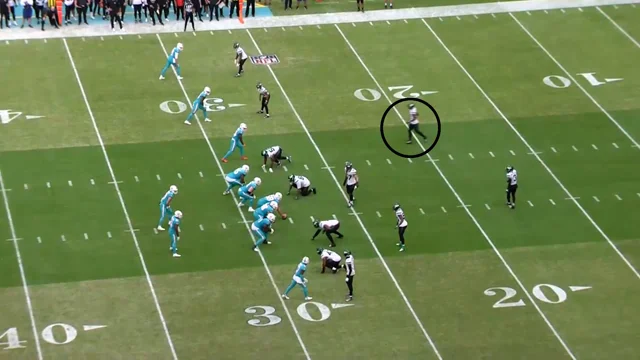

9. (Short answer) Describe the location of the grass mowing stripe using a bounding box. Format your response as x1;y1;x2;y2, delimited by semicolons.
596;6;640;48
422;18;640;281
350;20;580;358
510;13;640;148
155;33;311;360
246;28;443;359
0;171;43;360
62;39;179;360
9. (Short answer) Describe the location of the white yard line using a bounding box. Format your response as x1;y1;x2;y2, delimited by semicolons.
0;171;43;360
155;34;310;360
417;20;577;358
246;28;442;358
2;0;639;41
511;13;640;150
63;39;179;360
596;6;640;48
422;18;640;282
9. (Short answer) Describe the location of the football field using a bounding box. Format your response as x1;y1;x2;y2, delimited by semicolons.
1;1;640;359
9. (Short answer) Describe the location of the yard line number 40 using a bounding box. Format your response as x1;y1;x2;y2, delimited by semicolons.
1;323;78;350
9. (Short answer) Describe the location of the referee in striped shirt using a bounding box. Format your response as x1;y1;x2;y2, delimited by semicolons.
344;250;355;302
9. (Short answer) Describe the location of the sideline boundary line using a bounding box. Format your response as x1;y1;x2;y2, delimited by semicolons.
63;39;180;360
155;33;312;360
336;23;575;359
245;29;443;359
0;0;638;41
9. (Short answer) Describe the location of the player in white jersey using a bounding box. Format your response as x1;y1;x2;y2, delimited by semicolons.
261;145;291;172
392;203;408;252
506;166;518;209
343;250;355;301
256;82;271;118
343;161;359;207
233;42;249;77
311;219;343;247
287;174;316;199
407;103;428;144
316;247;342;273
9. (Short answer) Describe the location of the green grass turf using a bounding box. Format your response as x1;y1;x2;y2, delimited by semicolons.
1;4;640;360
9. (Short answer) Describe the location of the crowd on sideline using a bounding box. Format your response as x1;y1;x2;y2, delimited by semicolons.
0;0;279;31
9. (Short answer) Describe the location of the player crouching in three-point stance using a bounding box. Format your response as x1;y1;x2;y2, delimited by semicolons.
256;82;271;118
251;213;276;251
287;174;316;199
311;219;344;248
282;256;312;301
317;247;342;274
168;210;183;258
222;123;248;163
407;103;427;144
238;177;261;212
261;145;291;173
184;86;211;125
393;203;408;252
506;165;518;209
343;161;359;207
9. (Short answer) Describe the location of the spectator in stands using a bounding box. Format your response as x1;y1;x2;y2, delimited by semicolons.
244;0;253;18
132;0;141;22
21;0;33;27
228;0;237;18
147;0;162;25
41;3;59;30
175;0;182;20
64;0;74;24
91;0;102;19
0;0;9;29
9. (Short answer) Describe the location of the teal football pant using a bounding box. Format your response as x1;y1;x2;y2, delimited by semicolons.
238;190;254;207
283;280;308;297
169;231;178;254
185;103;207;122
160;59;181;77
158;204;174;227
223;138;244;159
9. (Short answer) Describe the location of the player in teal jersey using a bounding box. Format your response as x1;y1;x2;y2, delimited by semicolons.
282;257;312;301
238;177;261;212
253;201;279;222
184;86;211;125
157;185;178;231
251;213;276;251
159;43;183;80
168;211;183;258
223;164;250;195
256;192;283;208
221;123;248;162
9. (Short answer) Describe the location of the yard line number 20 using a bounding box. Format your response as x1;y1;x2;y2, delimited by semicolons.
354;85;418;102
484;283;568;308
245;302;332;327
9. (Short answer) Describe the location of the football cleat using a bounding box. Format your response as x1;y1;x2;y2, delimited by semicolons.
281;294;289;300
157;226;165;231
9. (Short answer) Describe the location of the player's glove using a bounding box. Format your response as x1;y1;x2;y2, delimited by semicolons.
345;277;349;282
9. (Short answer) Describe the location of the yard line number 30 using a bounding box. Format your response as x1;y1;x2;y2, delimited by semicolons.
245;302;332;327
485;283;568;308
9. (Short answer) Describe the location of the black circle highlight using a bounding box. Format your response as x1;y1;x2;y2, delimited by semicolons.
379;98;441;159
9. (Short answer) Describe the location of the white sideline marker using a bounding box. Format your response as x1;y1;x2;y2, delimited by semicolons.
288;217;294;224
593;196;600;203
448;154;454;160
119;36;123;40
177;173;182;179
84;233;89;240
138;35;142;39
135;176;139;183
61;235;66;242
107;231;112;239
108;181;123;185
489;151;495;157
527;200;534;207
615;194;622;200
153;228;158;234
221;223;226;229
68;180;73;187
561;8;565;13
174;33;178;37
637;193;640;198
228;30;232;34
46;182;51;188
544;10;548;13
82;37;86;41
84;325;107;331
366;160;371;166
509;150;516;155
439;17;443;21
526;11;531;15
348;212;363;216
441;206;447;213
100;37;104;41
386;21;391;24
376;211;381;218
238;220;252;224
613;143;619;149
264;28;268;32
404;19;408;23
578;7;583;11
408;158;413;163
304;164;309;170
485;203;491;210
572;146;578;151
299;26;303;30
551;147;557;153
156;174;161;180
199;224;204;231
369;21;374;25
474;14;478;19
469;153;475;159
199;171;204;178
210;31;214;34
24;184;28;190
37;236;42;244
90;179;95;185
283;165;289;171
310;216;315;222
549;199;556;205
419;208;425;214
569;286;591;292
491;13;496;18
332;214;338;220
591;144;598;150
386;158;392;164
316;25;321;29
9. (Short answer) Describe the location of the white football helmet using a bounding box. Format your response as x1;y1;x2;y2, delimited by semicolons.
274;192;283;201
170;185;178;194
302;256;310;265
177;43;184;50
175;210;183;218
267;213;276;222
269;201;278;209
240;123;247;130
254;177;262;186
242;164;250;173
204;86;211;95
